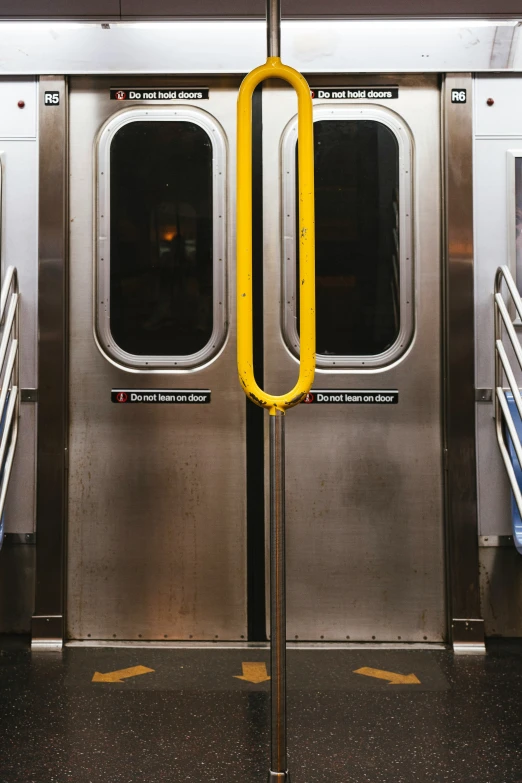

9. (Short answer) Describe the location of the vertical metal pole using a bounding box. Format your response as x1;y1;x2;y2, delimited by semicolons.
269;410;289;783
268;1;286;778
267;0;281;59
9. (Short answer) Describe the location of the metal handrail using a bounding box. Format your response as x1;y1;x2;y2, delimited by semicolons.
494;265;522;550
0;266;19;550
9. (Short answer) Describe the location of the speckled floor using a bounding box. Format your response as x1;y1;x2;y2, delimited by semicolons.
1;639;521;782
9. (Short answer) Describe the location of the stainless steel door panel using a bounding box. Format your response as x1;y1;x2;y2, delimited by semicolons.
263;75;445;641
68;77;246;640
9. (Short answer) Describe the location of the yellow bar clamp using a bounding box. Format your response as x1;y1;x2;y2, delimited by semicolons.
237;56;315;415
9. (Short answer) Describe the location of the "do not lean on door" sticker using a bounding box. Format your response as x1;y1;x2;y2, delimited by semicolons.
111;389;211;404
301;390;398;404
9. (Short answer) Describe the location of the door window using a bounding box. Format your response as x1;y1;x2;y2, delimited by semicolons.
96;108;227;370
282;105;414;369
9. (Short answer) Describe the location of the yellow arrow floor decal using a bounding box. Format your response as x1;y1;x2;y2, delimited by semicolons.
234;662;271;684
92;665;155;683
354;667;420;685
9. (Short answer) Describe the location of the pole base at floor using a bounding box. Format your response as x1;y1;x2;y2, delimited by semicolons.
268;771;291;782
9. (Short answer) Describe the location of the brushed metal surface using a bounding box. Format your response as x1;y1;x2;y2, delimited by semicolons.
0;128;39;536
451;618;485;653
473;76;522;544
0;0;521;18
479;535;513;546
0;540;35;633
5;404;36;534
475;74;522;137
443;75;482;640
269;412;288;776
0;0;119;16
0;77;36;136
121;0;522;17
263;75;445;642
33;76;68;644
0;22;517;75
0;136;38;391
479;546;522;636
267;0;281;59
67;76;246;641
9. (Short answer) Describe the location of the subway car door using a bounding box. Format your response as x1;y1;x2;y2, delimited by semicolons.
263;76;445;642
67;78;247;641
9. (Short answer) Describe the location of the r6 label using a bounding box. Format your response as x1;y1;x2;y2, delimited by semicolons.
451;89;467;104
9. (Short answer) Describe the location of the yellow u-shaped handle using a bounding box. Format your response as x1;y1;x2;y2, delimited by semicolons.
237;57;315;415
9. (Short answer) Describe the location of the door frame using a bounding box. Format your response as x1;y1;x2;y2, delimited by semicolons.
32;72;484;650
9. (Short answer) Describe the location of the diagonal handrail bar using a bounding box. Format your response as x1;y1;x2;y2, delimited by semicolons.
0;265;17;323
0;266;19;550
494;265;522;552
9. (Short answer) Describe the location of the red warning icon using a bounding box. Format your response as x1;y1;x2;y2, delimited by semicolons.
304;392;314;404
115;90;127;101
116;392;128;403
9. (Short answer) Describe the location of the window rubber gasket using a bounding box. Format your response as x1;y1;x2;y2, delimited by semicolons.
280;103;415;371
95;106;228;373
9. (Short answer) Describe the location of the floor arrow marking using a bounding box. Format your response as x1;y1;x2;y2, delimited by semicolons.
234;662;271;684
354;666;420;685
92;665;155;683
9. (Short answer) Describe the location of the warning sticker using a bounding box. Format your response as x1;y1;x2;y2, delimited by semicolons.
110;88;209;101
311;87;399;100
302;390;399;404
111;389;211;404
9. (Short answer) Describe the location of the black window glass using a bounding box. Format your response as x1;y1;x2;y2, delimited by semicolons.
296;120;400;356
110;121;213;356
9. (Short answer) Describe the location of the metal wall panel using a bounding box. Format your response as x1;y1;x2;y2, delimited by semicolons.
475;75;522;136
476;404;511;536
474;136;520;539
474;76;522;539
473;74;522;636
474;138;512;394
479;547;522;636
121;0;265;17
262;75;445;643
5;406;36;535
0;133;38;535
0;139;38;390
67;77;247;641
443;75;483;648
0;79;36;137
282;0;522;14
1;0;521;18
0;22;517;75
0;542;35;633
122;0;522;16
0;1;119;17
0;79;39;633
33;75;68;647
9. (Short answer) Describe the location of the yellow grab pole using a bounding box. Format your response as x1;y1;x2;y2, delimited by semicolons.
237;56;315;415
